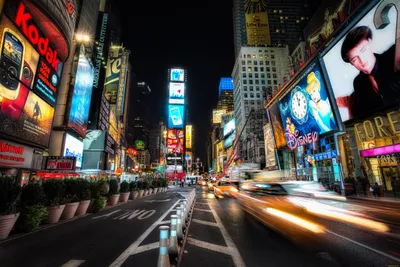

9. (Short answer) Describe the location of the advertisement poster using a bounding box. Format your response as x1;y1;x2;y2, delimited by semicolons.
45;156;75;170
279;61;337;150
212;109;226;124
322;1;400;122
263;123;276;168
169;82;185;104
185;152;192;169
221;112;234;127
135;139;145;150
104;47;122;104
63;133;83;168
83;130;106;150
223;118;236;148
170;68;185;82
168;105;184;129
108;105;118;140
0;138;34;168
167;129;184;154
0;89;54;147
67;51;94;137
244;0;271;45
116;49;128;116
185;125;192;149
269;102;286;148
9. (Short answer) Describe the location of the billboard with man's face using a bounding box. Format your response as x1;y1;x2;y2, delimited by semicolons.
322;1;400;122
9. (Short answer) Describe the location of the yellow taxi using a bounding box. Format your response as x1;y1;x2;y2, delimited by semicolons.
213;180;240;198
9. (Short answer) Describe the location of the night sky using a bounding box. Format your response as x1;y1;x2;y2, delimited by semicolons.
113;0;235;161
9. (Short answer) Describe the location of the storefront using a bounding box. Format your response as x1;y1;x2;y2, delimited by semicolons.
338;109;400;193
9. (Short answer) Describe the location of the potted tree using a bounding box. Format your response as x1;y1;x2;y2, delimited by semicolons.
129;181;138;200
61;178;80;220
143;180;149;196
88;180;105;213
75;179;91;216
108;179;120;205
0;177;21;240
119;181;130;202
152;180;158;194
148;180;154;195
16;183;48;233
137;181;144;198
42;179;66;224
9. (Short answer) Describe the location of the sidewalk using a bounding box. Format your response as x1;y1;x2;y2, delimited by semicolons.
347;195;399;207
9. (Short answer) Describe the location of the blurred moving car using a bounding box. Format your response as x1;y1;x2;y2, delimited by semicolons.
207;180;216;191
200;178;209;186
214;180;240;198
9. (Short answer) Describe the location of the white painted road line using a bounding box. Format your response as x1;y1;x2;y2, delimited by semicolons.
192;219;218;227
326;229;400;263
193;208;212;212
131;242;159;255
187;237;230;255
159;220;171;225
109;199;181;267
61;260;85;267
208;200;246;267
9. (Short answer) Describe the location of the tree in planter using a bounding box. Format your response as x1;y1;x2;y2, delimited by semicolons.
88;180;105;213
0;177;21;239
16;183;48;233
75;179;91;216
129;181;138;200
108;179;120;205
136;181;144;198
42;179;66;224
61;179;81;220
119;181;130;202
142;180;150;196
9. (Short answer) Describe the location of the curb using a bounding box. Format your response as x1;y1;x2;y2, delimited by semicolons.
347;196;400;207
0;190;169;245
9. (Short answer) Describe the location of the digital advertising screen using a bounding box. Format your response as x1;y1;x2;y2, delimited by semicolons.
279;61;337;150
170;68;185;82
167;129;184;154
168;105;184;129
63;133;83;168
213;109;226;124
104;47;122;104
169;82;185;104
83;130;106;150
135;139;145;150
223;118;236;148
322;1;400;122
67;52;94;137
269;102;286;148
185;125;192;149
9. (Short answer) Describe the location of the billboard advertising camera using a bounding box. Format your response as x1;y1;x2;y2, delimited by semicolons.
169;82;185;104
168;104;184;129
63;133;83;168
67;50;94;137
322;1;400;122
170;68;185;82
279;60;337;150
223;118;236;148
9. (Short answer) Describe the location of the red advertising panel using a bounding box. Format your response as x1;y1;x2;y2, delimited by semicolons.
167;129;184;154
45;156;75;170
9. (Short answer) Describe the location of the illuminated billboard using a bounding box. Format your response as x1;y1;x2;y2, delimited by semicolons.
169;82;185;104
167;129;184;154
170;68;185;82
212;109;226;124
67;50;94;137
223;118;236;148
168;105;184;129
185;125;192;149
244;0;271;45
269;102;286;148
63;133;83;168
135;139;145;150
185;152;192;169
279;61;337;150
322;1;400;122
104;47;121;105
263;123;276;168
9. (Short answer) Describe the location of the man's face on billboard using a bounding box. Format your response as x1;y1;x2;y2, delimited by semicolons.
348;39;376;75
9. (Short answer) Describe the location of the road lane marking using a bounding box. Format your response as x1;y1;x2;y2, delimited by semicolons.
208;200;246;267
159;220;170;225
326;229;400;263
193;208;212;212
138;210;156;220
109;199;181;267
92;210;121;220
61;260;85;267
192;219;218;227
186;237;230;255
131;242;159;255
144;199;171;203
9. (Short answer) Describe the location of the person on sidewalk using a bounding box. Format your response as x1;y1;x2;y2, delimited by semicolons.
373;182;381;198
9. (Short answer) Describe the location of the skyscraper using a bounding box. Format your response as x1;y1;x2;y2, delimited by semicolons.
217;78;234;112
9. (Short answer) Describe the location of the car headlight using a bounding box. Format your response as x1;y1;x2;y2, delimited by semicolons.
230;187;238;192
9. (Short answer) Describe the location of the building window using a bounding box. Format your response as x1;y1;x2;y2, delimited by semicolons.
253;61;258;65
274;86;278;90
266;67;270;72
250;93;254;98
261;80;265;84
248;67;252;72
271;61;276;66
256;93;261;98
260;67;264;71
255;80;259;84
273;80;277;85
272;67;276;72
273;73;277;78
255;73;259;78
242;60;245;65
244;93;248;98
242;73;247;78
249;80;253;85
268;80;272;85
265;61;270;66
252;54;256;58
256;86;260;91
243;79;247;84
242;67;246;71
254;67;258;72
267;73;271;78
271;54;275;59
249;73;253;78
247;60;252;65
261;73;265;78
244;86;248;91
250;86;254;91
260;61;264;65
247;54;251;58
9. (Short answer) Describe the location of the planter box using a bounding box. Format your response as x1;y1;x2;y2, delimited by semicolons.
139;190;144;198
120;192;130;203
109;194;120;205
75;200;90;216
45;205;65;224
0;213;20;240
131;191;138;200
144;190;148;196
61;202;79;220
153;188;158;194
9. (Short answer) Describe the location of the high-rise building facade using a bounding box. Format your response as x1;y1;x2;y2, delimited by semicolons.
217;78;234;112
132;81;152;147
148;125;161;163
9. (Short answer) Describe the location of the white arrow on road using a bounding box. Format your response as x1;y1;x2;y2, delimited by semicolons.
144;199;171;203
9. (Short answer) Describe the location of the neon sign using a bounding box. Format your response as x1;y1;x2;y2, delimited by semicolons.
285;130;318;150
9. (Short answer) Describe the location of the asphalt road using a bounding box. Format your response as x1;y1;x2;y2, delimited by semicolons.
180;186;400;267
0;187;192;267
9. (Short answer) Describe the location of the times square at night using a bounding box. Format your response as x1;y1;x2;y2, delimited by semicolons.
0;0;399;267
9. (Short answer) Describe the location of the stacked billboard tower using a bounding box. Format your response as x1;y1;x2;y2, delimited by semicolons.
165;68;187;181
